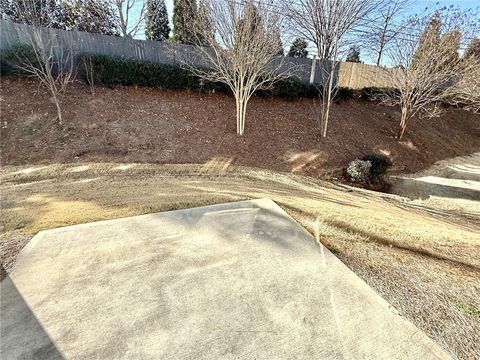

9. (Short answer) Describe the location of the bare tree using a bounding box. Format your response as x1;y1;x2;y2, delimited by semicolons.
382;14;480;139
284;0;381;60
365;0;413;66
443;51;480;114
284;0;381;137
6;0;73;123
81;55;96;96
183;0;289;136
109;0;146;38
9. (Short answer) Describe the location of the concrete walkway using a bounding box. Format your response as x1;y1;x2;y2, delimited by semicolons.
391;152;480;204
1;199;450;359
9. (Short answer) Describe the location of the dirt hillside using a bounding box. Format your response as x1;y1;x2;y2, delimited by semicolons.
1;77;479;174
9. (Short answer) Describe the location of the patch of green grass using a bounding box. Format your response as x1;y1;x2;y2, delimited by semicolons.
57;136;68;145
453;299;480;321
24;227;41;236
21;126;36;136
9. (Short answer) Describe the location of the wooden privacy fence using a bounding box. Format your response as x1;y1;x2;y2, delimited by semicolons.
339;62;394;89
0;19;395;88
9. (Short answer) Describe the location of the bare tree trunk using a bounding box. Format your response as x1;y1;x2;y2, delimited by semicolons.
321;60;337;137
237;96;248;136
376;46;384;66
119;12;127;37
53;93;63;124
241;97;248;136
82;57;95;96
182;0;290;137
322;87;333;137
235;95;240;135
398;107;409;139
376;20;388;66
237;100;243;136
236;95;247;136
321;106;330;137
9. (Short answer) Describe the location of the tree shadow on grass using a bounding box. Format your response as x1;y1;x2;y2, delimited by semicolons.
323;220;480;273
379;197;480;231
390;178;480;201
183;182;361;210
1;265;64;360
438;164;480;182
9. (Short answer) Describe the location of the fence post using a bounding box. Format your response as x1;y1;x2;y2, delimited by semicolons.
309;57;317;84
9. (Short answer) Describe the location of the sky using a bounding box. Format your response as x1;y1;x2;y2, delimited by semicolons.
158;0;478;64
162;0;479;26
165;0;174;19
405;0;479;14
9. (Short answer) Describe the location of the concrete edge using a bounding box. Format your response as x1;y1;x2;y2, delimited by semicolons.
10;198;274;272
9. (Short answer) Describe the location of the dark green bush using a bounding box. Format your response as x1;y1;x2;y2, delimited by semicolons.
78;54;201;89
346;159;372;183
77;54;324;100
361;87;382;101
1;43;40;76
362;153;392;180
334;87;354;102
265;78;319;100
345;153;392;191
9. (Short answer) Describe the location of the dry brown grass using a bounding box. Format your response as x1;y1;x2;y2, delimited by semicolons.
1;163;479;359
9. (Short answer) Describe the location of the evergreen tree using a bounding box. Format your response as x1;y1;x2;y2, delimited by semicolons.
145;0;170;41
235;2;264;53
412;13;441;67
440;28;461;66
274;31;284;56
235;3;282;56
172;0;197;44
465;37;480;59
413;13;464;71
64;0;120;36
245;2;263;34
1;0;63;28
421;12;442;44
346;46;361;63
192;0;211;46
288;38;308;58
0;0;15;20
1;0;119;35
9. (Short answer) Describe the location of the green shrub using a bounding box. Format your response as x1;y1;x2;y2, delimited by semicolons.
334;87;354;102
78;54;200;89
362;153;392;181
346;159;372;183
361;87;381;101
345;153;393;191
264;78;319;100
1;43;40;76
77;54;323;100
21;126;36;136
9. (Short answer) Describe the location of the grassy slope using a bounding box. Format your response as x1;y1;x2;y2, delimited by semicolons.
1;163;479;359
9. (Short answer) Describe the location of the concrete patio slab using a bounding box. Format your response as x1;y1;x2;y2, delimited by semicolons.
1;199;450;359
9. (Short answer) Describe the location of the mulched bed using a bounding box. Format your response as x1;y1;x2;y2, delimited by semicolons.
1;77;479;175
